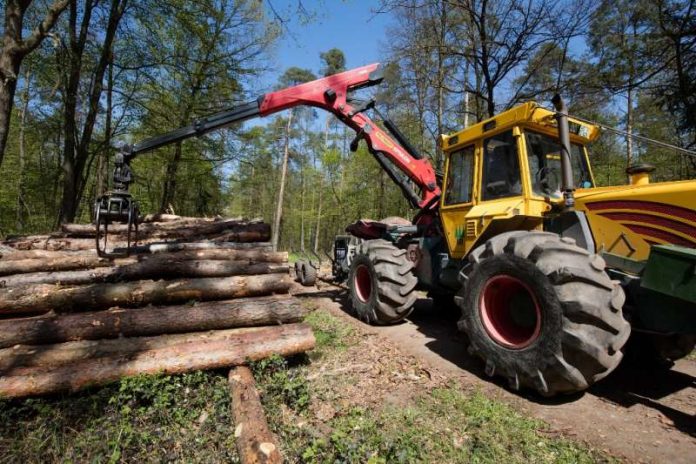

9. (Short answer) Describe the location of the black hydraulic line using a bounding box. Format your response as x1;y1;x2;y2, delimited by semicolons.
372;150;421;208
382;118;423;160
128;99;262;157
372;106;424;161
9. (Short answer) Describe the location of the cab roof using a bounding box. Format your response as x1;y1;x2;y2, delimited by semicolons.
441;102;600;151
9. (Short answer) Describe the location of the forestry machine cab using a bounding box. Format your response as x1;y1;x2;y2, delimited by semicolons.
95;63;440;256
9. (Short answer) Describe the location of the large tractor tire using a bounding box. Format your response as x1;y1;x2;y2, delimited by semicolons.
348;239;417;325
456;231;631;396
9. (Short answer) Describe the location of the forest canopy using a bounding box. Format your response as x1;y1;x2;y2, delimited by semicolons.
0;0;694;252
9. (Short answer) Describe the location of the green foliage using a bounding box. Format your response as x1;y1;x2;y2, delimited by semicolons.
305;309;354;354
250;355;310;413
0;371;236;463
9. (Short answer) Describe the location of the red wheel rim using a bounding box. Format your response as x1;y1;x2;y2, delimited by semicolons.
479;274;541;349
354;264;372;302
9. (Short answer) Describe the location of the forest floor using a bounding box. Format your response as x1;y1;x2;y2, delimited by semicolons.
295;279;696;464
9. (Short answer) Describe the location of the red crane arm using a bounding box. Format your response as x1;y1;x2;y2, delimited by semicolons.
258;63;441;209
124;63;440;210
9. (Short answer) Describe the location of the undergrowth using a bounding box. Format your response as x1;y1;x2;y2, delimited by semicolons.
1;309;616;463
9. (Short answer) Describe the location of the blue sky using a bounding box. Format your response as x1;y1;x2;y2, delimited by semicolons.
258;0;391;92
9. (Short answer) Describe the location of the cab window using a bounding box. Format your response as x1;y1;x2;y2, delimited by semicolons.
525;130;593;198
482;130;522;200
444;145;475;205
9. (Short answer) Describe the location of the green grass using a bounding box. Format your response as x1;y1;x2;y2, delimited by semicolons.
304;308;355;355
0;370;237;463
260;383;614;464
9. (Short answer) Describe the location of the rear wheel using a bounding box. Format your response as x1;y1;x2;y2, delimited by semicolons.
300;261;317;286
456;231;631;396
348;239;417;325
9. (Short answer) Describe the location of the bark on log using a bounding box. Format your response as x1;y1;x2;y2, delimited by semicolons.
142;242;273;254
0;249;96;261
229;366;283;464
0;323;316;398
60;219;268;241
0;255;132;276
0;254;288;288
0;274;293;316
0;296;305;348
142;213;220;223
2;238;274;253
0;267;114;287
0;247;283;263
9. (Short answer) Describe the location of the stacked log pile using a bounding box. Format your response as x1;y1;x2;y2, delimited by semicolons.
0;216;314;406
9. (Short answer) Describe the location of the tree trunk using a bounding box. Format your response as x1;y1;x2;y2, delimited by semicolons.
95;53;114;197
229;366;283;464
59;0;127;224
0;323;315;398
271;112;293;252
626;86;634;173
0;296;305;349
160;141;183;213
0;53;19;167
15;69;30;231
0;0;70;166
0;274;293;316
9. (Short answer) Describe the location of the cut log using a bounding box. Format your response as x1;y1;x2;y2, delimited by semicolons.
229;366;283;464
0;250;288;287
142;241;273;254
60;219;269;241
136;249;287;263
0;323;316;398
0;267;115;287
0;296;306;348
0;274;293;316
0;249;96;261
0;255;132;276
142;213;220;223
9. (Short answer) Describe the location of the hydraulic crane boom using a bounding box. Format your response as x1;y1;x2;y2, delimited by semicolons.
120;63;440;208
97;63;440;257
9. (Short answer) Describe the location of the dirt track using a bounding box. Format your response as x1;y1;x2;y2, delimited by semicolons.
296;284;696;464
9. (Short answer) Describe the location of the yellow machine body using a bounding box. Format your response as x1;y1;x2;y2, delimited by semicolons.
439;102;696;263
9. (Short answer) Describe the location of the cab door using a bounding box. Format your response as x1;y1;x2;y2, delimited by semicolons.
440;143;478;258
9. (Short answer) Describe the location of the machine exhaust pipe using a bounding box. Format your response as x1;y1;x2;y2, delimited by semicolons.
551;94;575;211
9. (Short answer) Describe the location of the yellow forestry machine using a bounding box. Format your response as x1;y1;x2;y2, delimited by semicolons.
95;63;696;396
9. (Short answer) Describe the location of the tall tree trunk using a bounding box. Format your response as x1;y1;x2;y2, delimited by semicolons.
161;141;183;212
16;69;30;231
0;54;19;168
300;161;305;252
59;0;127;224
271;112;293;252
463;61;470;128
0;0;70;166
95;53;114;197
626;86;634;172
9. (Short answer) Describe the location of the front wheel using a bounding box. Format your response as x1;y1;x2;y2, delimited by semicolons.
456;231;631;396
348;239;417;325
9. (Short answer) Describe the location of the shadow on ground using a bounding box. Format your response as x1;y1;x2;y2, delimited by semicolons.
299;286;696;437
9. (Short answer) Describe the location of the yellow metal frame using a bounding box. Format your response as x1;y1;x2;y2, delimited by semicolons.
439;102;696;262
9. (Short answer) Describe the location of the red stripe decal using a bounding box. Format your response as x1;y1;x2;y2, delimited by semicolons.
622;224;696;247
586;200;696;223
598;212;696;239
